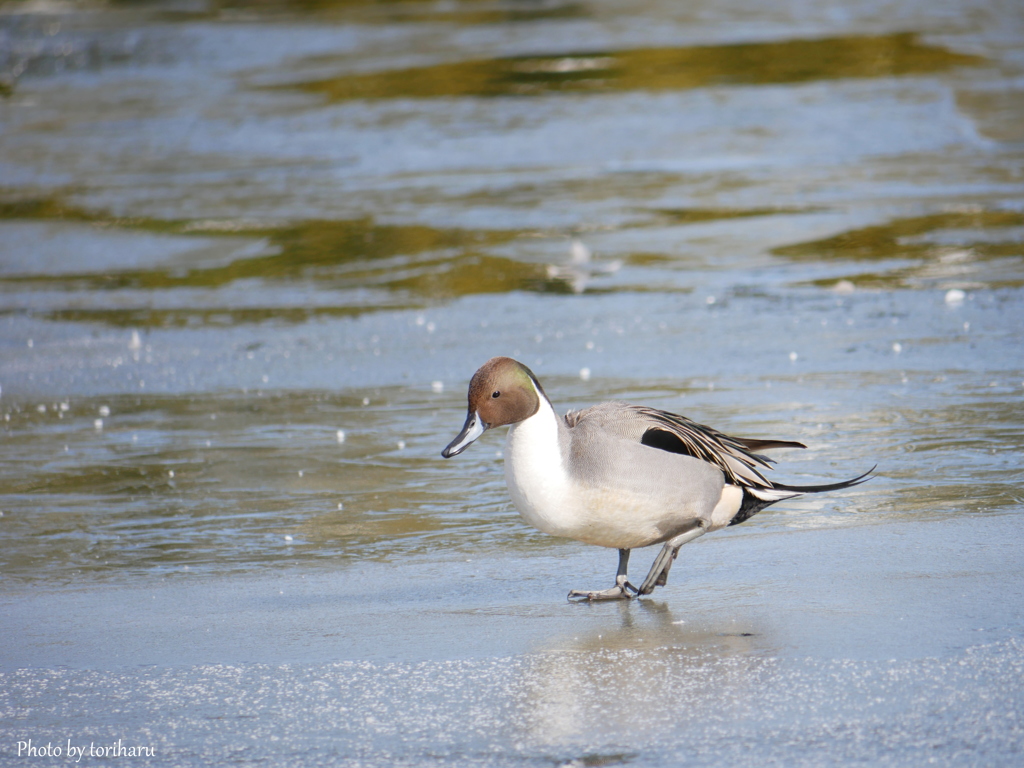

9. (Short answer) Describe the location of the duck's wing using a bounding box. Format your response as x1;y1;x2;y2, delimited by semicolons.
565;402;800;491
734;437;807;453
630;406;783;489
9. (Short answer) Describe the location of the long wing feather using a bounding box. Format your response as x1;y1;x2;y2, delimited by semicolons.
630;406;781;489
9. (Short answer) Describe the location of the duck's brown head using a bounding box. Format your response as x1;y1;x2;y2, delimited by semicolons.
441;357;543;458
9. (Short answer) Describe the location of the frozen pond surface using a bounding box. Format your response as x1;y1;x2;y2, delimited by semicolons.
1;0;1023;765
4;513;1024;766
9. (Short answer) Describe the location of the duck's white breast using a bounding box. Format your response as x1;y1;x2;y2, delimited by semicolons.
504;397;579;538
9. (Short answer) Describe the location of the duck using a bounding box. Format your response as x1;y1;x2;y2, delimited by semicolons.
441;357;873;601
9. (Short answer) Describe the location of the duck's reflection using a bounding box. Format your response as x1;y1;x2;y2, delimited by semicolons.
514;600;774;745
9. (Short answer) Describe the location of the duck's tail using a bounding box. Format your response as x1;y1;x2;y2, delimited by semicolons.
770;465;876;495
729;466;875;526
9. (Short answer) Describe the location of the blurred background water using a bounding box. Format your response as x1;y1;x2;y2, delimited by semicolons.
1;0;1023;765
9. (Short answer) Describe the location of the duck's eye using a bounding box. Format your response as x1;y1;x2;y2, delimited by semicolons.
491;390;500;398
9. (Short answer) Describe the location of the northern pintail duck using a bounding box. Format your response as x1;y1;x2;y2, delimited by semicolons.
442;357;873;601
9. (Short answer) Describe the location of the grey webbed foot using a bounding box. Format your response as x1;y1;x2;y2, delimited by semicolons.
568;575;638;601
568;549;636;601
636;522;709;596
636;544;677;596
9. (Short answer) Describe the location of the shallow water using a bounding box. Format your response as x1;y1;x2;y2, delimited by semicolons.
1;0;1023;765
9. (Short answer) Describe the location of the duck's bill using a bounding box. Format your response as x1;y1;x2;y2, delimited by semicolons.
441;411;487;458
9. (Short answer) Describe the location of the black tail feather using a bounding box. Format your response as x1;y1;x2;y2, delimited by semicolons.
729;466;876;527
770;465;876;494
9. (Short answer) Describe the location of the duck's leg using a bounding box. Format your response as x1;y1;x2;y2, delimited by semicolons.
636;521;708;596
568;548;638;601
